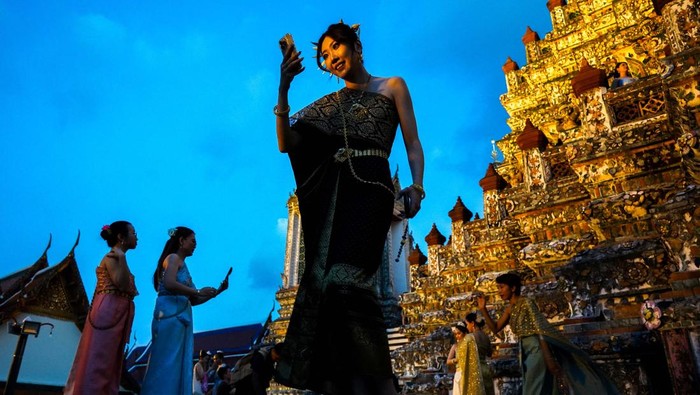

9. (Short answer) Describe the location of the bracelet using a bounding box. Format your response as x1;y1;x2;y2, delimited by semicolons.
273;104;290;116
410;183;426;199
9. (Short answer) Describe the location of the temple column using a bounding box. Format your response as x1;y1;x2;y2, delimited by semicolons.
425;224;447;276
283;194;302;288
653;0;700;55
516;119;551;191
448;197;473;253
479;163;508;226
571;59;614;139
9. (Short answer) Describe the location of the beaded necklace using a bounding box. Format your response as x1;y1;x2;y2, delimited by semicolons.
349;73;372;117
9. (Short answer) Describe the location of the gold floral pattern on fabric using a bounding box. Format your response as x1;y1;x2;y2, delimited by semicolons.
290;88;399;152
457;334;495;395
510;297;568;344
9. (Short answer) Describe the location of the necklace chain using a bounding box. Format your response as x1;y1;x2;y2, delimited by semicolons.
334;74;410;266
335;77;394;197
349;73;372;115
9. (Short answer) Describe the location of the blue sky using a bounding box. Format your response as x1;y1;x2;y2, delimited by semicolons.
0;1;550;346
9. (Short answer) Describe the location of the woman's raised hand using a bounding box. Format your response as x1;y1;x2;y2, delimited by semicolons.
198;287;217;297
280;44;304;89
216;267;231;295
476;295;487;310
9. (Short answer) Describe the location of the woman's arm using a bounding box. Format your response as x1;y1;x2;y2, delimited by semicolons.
161;255;217;303
276;45;305;152
194;362;204;380
477;296;512;334
388;76;425;218
189;288;217;306
446;343;457;366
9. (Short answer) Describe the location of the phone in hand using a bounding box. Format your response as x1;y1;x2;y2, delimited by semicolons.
403;193;412;218
279;33;298;56
216;267;232;296
279;33;302;72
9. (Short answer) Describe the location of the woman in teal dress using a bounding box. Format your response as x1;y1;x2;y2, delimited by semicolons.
274;22;425;394
140;227;229;395
477;273;619;395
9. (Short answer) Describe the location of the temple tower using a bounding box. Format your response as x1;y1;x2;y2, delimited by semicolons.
393;0;700;393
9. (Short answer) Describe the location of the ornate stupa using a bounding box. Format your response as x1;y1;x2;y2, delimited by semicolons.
392;0;700;393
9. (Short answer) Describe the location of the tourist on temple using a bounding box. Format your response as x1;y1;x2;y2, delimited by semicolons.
610;61;637;88
140;226;230;395
273;20;425;394
193;349;210;395
477;273;619;394
64;221;139;395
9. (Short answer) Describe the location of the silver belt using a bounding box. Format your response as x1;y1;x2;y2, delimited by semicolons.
334;148;388;163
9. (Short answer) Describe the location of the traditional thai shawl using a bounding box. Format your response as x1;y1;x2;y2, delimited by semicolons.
456;332;494;395
510;297;619;395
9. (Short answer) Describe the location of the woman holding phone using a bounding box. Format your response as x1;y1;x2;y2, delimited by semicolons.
140;226;230;395
274;21;425;394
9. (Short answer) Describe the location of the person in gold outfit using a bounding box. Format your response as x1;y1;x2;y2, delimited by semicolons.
459;312;494;395
478;273;619;395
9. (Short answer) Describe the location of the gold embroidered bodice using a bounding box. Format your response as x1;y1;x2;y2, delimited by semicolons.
96;265;138;297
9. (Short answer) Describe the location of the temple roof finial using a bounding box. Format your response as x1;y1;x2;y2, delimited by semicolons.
502;57;519;73
522;26;540;44
425;224;447;246
571;58;608;97
448;197;473;223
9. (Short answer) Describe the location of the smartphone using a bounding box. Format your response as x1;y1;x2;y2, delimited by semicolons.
279;33;297;56
403;194;411;218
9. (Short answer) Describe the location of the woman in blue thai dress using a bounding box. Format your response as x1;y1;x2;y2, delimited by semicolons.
140;226;229;395
478;273;619;395
274;22;425;394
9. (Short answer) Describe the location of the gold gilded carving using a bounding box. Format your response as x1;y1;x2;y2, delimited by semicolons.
661;0;700;54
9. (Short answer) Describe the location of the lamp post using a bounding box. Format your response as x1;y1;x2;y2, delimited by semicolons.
4;320;54;395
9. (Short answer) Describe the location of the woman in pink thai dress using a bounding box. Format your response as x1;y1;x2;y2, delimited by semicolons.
64;221;138;395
